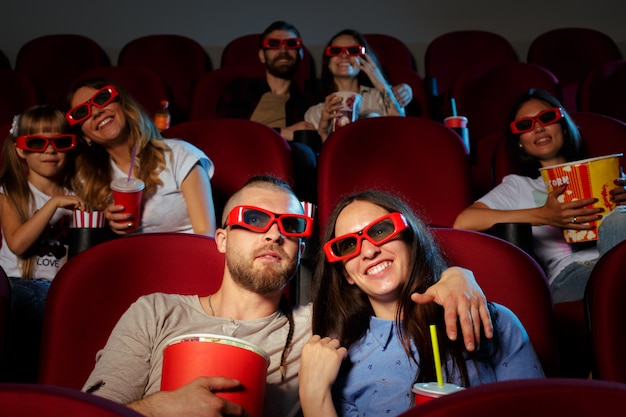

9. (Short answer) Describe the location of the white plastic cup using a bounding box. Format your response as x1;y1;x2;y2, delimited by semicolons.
331;92;362;132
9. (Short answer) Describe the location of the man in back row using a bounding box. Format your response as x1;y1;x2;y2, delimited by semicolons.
83;175;492;417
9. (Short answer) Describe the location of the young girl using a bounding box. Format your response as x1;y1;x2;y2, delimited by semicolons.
0;105;85;381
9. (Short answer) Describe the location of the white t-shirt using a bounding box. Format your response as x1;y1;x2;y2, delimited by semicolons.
477;174;598;283
0;183;73;280
110;139;214;234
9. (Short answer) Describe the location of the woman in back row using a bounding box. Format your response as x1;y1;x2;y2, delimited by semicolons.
454;89;626;303
305;29;405;142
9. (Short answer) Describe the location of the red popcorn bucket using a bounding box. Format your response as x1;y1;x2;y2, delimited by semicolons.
161;334;270;417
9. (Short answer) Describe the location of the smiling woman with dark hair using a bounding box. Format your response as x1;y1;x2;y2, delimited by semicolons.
454;89;626;303
298;189;543;417
305;29;407;142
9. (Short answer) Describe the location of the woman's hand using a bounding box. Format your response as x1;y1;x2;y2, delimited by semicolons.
354;53;388;90
104;203;136;235
317;94;344;141
299;335;346;417
540;185;603;229
392;83;413;108
611;177;626;205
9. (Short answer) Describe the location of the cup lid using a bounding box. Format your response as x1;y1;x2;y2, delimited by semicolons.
412;382;465;396
110;177;146;192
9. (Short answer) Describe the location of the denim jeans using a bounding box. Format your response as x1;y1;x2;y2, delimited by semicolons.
551;207;626;303
3;277;51;382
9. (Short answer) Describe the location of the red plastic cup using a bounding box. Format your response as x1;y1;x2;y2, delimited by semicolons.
110;177;145;233
161;334;270;417
444;115;470;154
412;382;465;405
331;92;362;132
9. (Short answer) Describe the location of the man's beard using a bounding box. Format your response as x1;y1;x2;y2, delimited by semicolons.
266;52;300;80
226;244;299;294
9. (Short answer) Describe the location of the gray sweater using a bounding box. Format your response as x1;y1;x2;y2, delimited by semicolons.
83;293;312;417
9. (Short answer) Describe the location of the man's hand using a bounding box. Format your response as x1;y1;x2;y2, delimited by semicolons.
411;267;493;351
280;121;316;141
128;376;247;417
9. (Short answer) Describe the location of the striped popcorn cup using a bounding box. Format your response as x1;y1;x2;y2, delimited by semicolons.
72;210;106;228
539;153;622;242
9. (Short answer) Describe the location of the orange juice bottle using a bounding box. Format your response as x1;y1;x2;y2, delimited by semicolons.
154;100;171;131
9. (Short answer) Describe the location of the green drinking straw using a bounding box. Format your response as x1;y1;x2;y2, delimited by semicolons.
429;324;444;387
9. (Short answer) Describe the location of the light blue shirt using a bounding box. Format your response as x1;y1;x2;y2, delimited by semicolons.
335;303;544;417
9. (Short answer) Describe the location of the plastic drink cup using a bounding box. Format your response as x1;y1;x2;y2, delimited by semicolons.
412;382;465;405
161;334;270;417
444;115;470;155
331;92;362;132
110;177;145;233
539;153;622;243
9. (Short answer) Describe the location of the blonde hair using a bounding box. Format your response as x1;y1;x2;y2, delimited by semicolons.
0;105;74;278
68;79;170;210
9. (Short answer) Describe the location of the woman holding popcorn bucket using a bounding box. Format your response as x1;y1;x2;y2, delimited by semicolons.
454;89;626;303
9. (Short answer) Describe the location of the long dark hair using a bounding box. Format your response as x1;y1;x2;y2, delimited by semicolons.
319;29;387;97
505;89;584;177
312;190;470;385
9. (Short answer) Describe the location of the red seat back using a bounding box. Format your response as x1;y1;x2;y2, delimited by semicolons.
578;59;626;124
0;383;145;417
118;34;212;123
425;30;518;99
317;117;472;233
528;28;622;112
398;378;626;417
16;35;110;108
38;233;225;389
162;119;293;220
586;239;626;383
364;33;417;71
431;228;560;377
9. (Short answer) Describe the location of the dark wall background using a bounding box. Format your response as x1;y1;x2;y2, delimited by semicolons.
2;0;624;75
